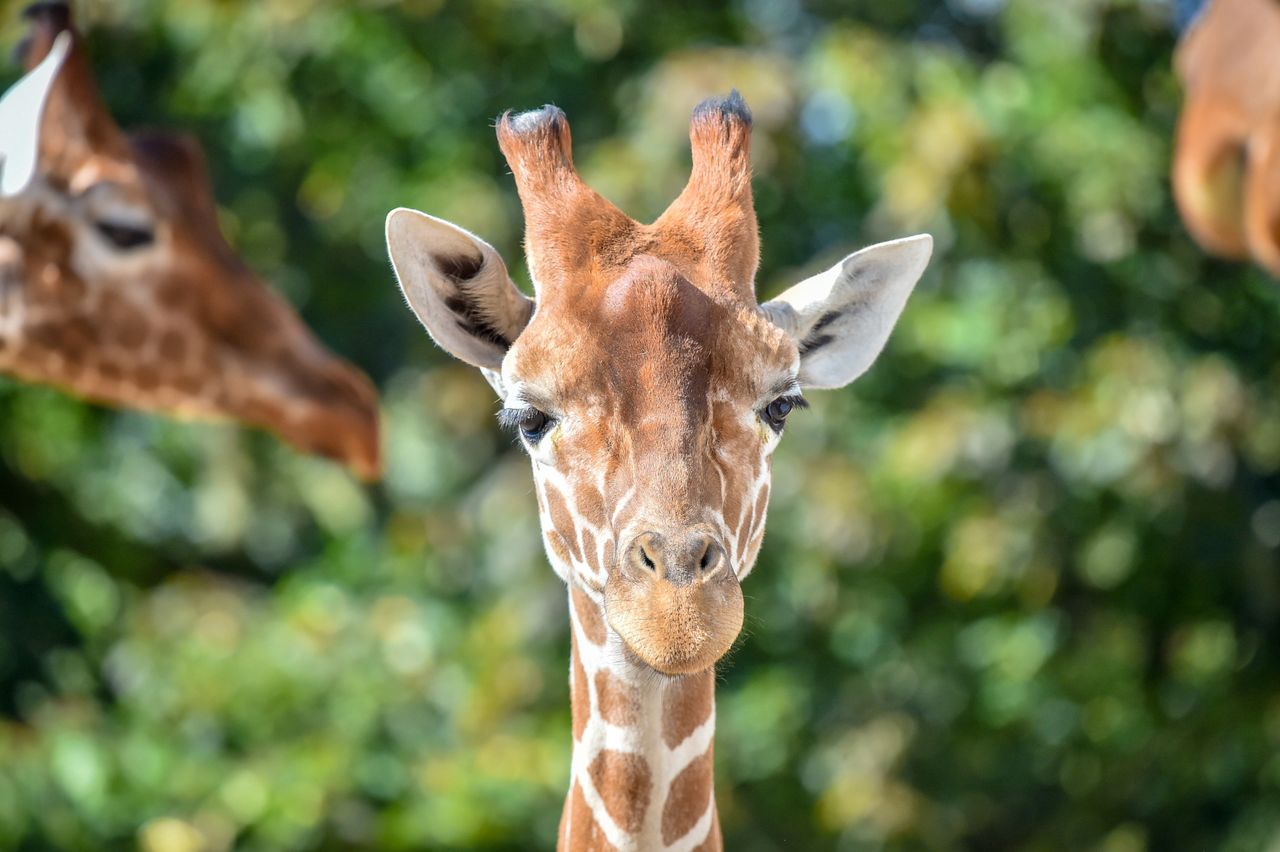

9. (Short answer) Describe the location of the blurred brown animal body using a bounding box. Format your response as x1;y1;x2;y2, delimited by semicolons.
0;2;380;479
389;92;931;849
1174;0;1280;276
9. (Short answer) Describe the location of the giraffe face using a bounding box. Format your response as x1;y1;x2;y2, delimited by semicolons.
388;96;933;675
0;3;380;479
501;256;798;674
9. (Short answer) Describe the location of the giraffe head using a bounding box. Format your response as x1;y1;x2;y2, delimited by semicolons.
0;2;380;479
1173;0;1280;276
388;94;931;675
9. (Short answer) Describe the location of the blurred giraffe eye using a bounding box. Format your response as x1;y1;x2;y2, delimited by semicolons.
94;219;155;251
80;181;156;252
761;394;807;434
498;406;555;444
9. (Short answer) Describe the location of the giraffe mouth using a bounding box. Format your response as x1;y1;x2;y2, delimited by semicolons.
232;358;382;482
603;567;744;676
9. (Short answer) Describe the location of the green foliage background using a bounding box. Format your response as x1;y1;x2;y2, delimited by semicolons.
3;0;1280;849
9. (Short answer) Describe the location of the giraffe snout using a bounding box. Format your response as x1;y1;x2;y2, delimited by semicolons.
606;527;743;675
623;530;727;586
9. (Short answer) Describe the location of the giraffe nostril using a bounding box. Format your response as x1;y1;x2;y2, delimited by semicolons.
626;532;665;580
698;542;713;570
698;539;725;575
624;531;726;585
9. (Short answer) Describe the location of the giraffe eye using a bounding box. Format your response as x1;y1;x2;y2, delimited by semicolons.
761;394;807;434
498;406;556;444
95;219;155;251
80;182;156;251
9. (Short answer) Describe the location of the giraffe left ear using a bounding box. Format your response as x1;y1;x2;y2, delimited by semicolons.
386;207;534;373
0;31;70;197
761;234;932;389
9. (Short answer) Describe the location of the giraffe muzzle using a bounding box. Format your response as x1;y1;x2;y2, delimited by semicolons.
605;528;744;675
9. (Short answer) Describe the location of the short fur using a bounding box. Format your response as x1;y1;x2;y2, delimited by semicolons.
0;3;380;478
387;92;932;850
1174;0;1280;274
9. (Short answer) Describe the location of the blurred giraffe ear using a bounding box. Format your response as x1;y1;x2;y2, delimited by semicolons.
386;207;535;371
761;235;933;389
0;30;69;196
1242;118;1280;277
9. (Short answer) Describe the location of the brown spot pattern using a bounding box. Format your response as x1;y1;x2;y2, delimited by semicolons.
572;583;606;646
571;638;588;742
662;746;714;845
104;299;148;350
545;483;583;561
588;749;652;834
581;528;600;573
578;482;606;528
662;671;714;749
558;795;570;849
594;669;638;727
721;472;744;542
565;781;618;851
134;365;160;392
546;529;574;567
157;327;186;361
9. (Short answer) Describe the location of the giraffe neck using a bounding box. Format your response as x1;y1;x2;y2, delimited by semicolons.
559;582;722;852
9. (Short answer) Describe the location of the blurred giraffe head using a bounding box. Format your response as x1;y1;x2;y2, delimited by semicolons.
0;2;380;479
387;93;931;674
1173;0;1280;276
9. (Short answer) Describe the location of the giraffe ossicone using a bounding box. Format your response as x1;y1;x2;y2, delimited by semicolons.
388;93;932;850
0;2;381;479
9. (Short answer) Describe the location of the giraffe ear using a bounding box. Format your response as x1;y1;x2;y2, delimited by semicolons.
386;207;535;372
761;235;932;390
0;31;70;197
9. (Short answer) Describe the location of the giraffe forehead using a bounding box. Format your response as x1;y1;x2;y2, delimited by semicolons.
599;255;713;337
511;258;795;414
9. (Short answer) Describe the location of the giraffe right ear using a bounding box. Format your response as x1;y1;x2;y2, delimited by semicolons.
386;207;535;372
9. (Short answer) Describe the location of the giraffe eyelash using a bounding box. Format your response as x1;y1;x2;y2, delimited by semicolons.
498;406;556;443
763;393;809;414
759;394;808;434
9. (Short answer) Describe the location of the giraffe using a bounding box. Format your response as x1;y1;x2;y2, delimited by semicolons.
386;94;932;850
0;2;380;479
1173;0;1280;276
